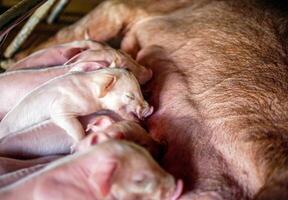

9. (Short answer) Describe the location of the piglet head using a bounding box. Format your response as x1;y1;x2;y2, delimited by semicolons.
100;68;153;121
106;142;183;200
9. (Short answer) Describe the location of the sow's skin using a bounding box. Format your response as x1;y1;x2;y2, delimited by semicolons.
0;41;152;119
0;68;153;142
0;140;183;200
32;0;288;199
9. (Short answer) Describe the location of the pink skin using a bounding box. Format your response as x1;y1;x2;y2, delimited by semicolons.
0;44;152;120
0;68;152;142
8;40;106;71
74;115;163;159
24;0;288;199
0;113;160;159
0;113;112;158
66;49;153;84
0;164;46;188
0;141;183;200
0;156;60;175
0;156;63;188
0;114;164;191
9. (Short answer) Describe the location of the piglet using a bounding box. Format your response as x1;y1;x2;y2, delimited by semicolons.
0;68;153;142
66;48;152;84
7;40;106;70
0;140;183;200
76;115;163;159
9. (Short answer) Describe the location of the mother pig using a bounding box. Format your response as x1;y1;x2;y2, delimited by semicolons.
29;0;288;199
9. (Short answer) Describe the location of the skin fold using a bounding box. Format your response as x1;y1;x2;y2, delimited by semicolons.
23;0;288;199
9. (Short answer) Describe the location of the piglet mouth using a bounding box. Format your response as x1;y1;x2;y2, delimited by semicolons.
136;106;154;120
120;111;140;122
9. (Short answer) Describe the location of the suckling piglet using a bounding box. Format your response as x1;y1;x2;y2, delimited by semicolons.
0;140;183;200
7;40;106;71
0;68;153;142
75;115;163;158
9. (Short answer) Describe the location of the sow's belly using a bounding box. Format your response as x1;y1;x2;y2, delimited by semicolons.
140;47;228;192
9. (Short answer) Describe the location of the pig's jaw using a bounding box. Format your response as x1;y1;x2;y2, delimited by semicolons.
111;105;139;122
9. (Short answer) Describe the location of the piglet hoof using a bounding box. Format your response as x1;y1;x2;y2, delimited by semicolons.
70;144;77;154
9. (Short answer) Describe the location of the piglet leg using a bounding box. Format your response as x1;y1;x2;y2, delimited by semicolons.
50;115;85;142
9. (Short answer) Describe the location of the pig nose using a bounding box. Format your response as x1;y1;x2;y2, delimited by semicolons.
136;103;154;119
170;180;183;200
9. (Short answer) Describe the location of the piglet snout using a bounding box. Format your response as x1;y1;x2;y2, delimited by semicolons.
136;103;154;119
170;180;183;200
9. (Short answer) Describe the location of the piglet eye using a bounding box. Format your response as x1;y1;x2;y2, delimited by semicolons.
133;174;148;185
125;93;135;100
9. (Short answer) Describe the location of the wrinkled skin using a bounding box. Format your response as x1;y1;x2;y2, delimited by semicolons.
27;0;288;199
0;41;151;119
0;141;182;200
0;68;152;142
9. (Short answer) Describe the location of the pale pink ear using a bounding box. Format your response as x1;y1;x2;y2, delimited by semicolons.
86;116;114;132
90;161;117;197
97;74;117;97
69;61;109;72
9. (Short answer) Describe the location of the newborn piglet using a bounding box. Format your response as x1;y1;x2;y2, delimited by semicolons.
7;40;106;70
0;68;153;142
66;48;152;84
75;115;163;159
0;140;183;200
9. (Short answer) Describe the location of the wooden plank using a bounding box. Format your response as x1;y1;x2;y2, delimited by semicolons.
0;0;46;36
1;0;103;14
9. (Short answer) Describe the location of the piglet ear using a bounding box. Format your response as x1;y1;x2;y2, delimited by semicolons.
86;116;115;132
97;74;117;98
69;61;109;72
90;161;118;197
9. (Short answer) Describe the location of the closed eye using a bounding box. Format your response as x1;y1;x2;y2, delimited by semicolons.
126;93;135;100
